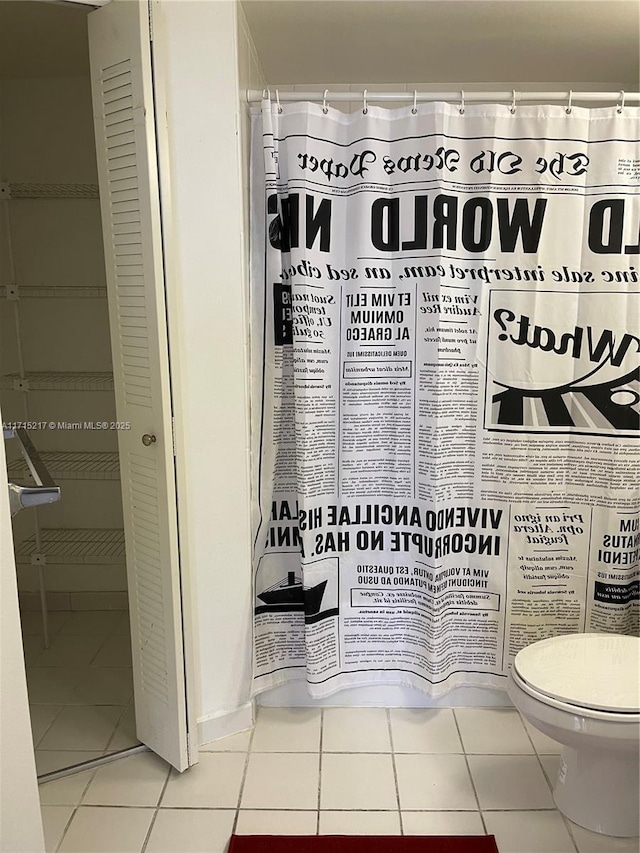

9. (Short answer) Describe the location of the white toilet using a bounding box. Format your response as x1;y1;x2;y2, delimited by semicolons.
507;632;640;837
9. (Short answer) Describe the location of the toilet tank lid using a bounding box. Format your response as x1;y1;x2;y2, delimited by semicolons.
513;633;640;713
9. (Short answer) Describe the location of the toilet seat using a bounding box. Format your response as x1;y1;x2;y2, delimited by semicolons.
513;633;640;718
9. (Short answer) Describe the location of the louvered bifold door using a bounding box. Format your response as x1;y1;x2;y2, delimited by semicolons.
88;0;189;771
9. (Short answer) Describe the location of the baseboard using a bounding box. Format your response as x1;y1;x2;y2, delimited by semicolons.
257;682;513;708
198;702;254;747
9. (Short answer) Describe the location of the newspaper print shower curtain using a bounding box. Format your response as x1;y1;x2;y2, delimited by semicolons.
250;97;640;698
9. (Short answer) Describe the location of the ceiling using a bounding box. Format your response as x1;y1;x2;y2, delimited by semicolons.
0;0;638;86
241;0;640;85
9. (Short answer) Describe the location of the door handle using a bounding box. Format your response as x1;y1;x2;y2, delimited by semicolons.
142;434;157;446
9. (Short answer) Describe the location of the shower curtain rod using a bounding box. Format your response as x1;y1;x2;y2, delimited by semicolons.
247;89;639;106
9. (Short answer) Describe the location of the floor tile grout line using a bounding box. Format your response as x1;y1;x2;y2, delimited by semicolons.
316;708;323;834
51;761;100;852
232;707;258;834
452;708;487;835
140;766;172;853
386;709;404;835
33;702;68;751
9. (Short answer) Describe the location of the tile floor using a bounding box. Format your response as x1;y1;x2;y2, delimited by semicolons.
38;706;639;853
22;609;139;776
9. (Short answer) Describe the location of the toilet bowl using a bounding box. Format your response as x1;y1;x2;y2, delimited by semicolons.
507;632;640;837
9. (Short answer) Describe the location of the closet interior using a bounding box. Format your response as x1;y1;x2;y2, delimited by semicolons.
0;0;138;776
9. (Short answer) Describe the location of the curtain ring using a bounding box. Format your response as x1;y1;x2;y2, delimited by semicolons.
510;89;517;114
412;90;418;115
459;90;465;115
363;89;368;114
617;90;626;114
322;89;329;114
566;90;573;115
275;90;282;114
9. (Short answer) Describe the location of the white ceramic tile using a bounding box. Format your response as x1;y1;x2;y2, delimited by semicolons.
111;611;131;636
34;634;107;668
402;811;485;835
27;667;85;704
162;752;245;808
58;806;154;853
322;708;390;752
320;753;397;810
91;634;132;667
30;705;63;746
56;610;122;636
38;705;124;751
36;750;102;778
251;707;321;751
319;811;401;835
521;716;563;754
68;667;133;705
237;810;318;835
242;752;319;810
21;610;71;636
395;753;477;810
566;819;640;852
38;766;97;806
23;633;47;665
83;752;170;806
539;754;561;789
390;709;463;753
455;709;534;754
145;809;235;853
106;705;139;750
41;805;74;853
468;755;555;810
484;810;575;853
201;729;252;751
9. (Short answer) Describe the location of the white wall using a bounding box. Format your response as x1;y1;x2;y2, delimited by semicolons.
0;417;44;853
153;0;256;739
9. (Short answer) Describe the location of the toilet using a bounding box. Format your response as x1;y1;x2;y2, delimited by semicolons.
507;632;640;837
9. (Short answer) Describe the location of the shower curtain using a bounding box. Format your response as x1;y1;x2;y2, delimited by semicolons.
250;97;640;698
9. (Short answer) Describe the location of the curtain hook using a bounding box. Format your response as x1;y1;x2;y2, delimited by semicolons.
566;90;573;115
412;90;418;115
275;89;282;114
617;90;626;114
510;89;517;114
459;90;465;115
263;88;272;107
322;89;329;114
363;89;368;114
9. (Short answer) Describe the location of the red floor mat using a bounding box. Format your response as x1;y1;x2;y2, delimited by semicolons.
228;836;499;853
